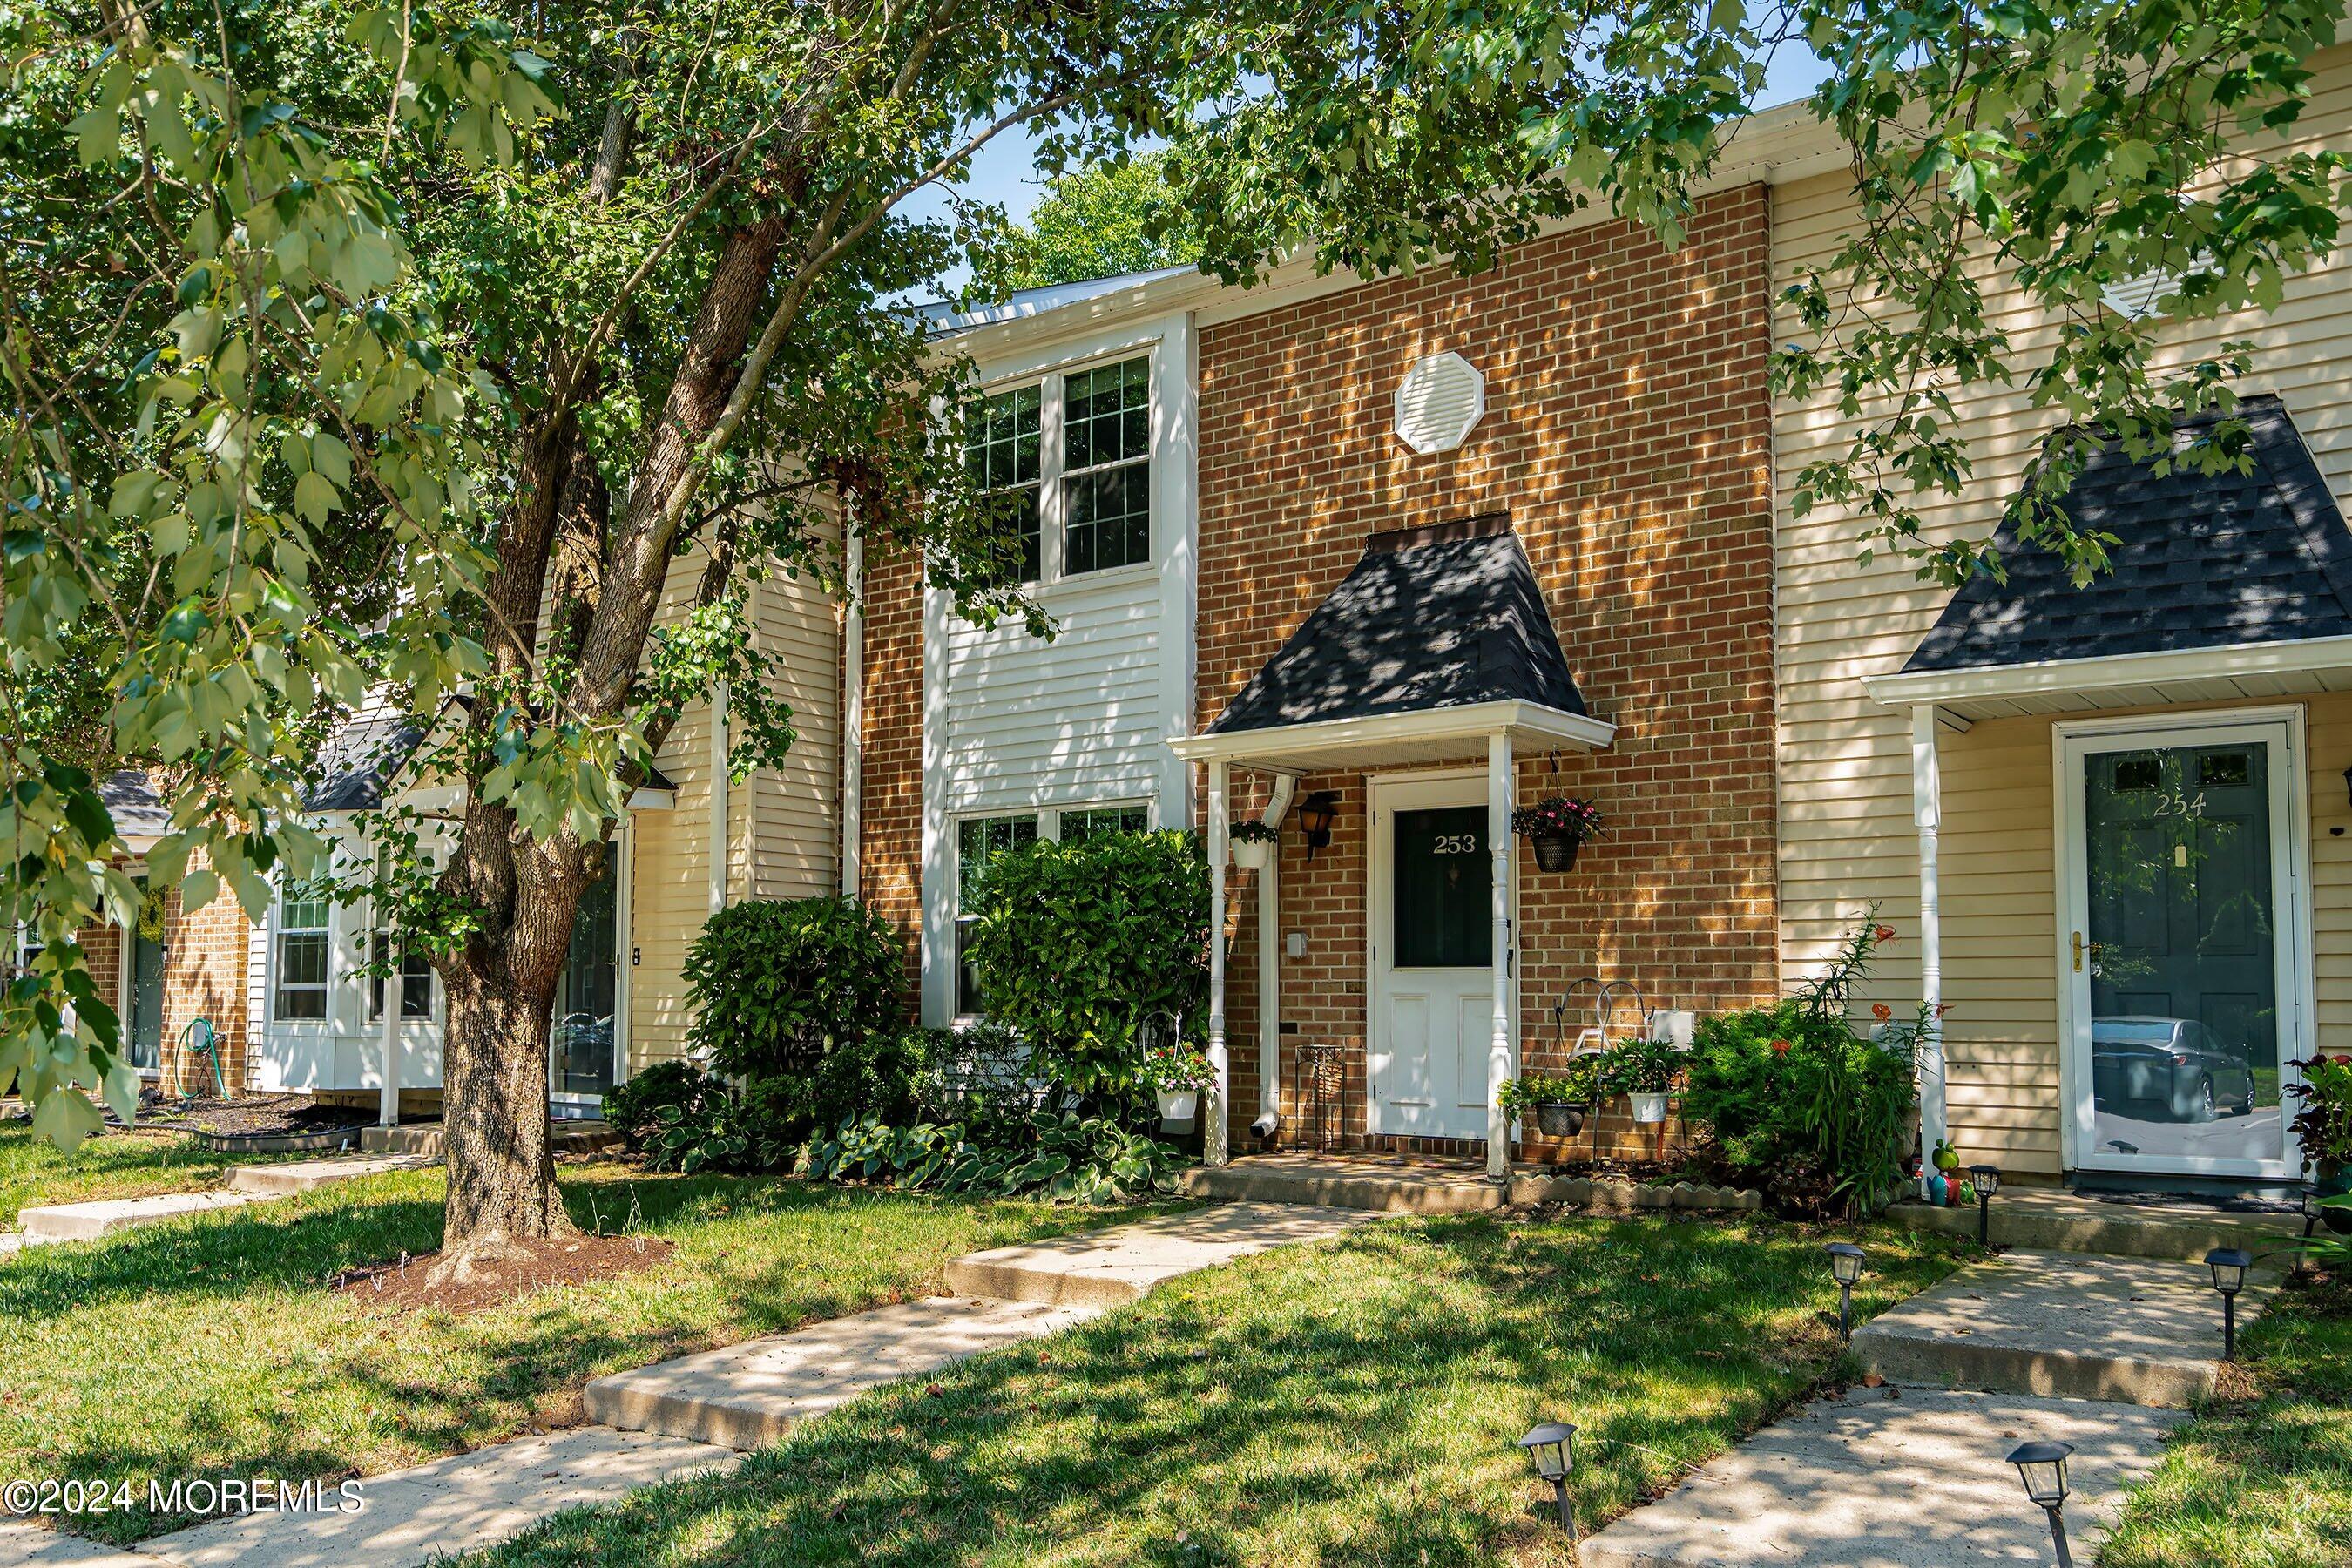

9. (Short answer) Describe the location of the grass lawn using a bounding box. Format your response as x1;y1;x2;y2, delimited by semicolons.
466;1213;1968;1568
0;1121;294;1227
0;1159;1163;1544
2104;1267;2352;1568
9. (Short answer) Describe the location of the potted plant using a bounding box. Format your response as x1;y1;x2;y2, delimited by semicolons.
1604;1034;1682;1124
2291;1052;2352;1233
1140;1037;1216;1132
1229;819;1280;873
1511;796;1604;873
1499;1059;1604;1138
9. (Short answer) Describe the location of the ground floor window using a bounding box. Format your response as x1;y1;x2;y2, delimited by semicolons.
950;801;1157;1017
368;934;434;1021
273;884;330;1021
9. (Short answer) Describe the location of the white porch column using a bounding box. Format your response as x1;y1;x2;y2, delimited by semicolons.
1258;774;1297;1136
1206;759;1229;1166
1911;703;1948;1196
1486;732;1514;1180
377;964;399;1127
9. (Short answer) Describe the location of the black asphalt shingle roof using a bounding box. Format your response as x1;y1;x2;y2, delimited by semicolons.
100;769;171;840
1206;512;1586;735
305;713;429;812
1903;395;2352;674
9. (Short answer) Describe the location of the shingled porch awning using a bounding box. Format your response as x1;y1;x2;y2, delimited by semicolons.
1861;395;2352;1195
1169;512;1612;1179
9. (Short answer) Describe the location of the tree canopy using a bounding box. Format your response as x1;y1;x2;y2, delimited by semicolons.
3;0;2345;1252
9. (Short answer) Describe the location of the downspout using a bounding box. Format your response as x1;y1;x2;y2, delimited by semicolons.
841;524;863;899
709;679;730;917
1250;774;1298;1143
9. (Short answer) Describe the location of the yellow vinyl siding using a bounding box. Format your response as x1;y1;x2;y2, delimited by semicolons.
1773;44;2352;1173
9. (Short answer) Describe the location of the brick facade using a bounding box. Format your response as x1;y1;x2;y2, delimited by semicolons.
857;187;1781;1160
1197;187;1781;1156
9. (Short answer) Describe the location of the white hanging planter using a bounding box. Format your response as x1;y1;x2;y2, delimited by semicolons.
1157;1090;1200;1132
1629;1092;1670;1125
1231;837;1274;872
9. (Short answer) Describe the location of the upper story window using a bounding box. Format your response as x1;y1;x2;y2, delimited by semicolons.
274;885;330;1021
963;353;1152;587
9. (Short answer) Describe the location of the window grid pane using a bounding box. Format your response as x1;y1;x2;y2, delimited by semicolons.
1064;358;1148;472
965;384;1043;584
1064;461;1150;575
1060;805;1151;842
1061;357;1151;577
956;814;1039;1016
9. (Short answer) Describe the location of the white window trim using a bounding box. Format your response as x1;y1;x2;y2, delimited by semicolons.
970;348;1156;591
268;881;334;1026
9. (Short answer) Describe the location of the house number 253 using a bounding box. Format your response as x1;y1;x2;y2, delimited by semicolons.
1430;834;1482;855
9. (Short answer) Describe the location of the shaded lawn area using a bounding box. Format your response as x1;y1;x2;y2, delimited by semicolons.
0;1121;294;1227
2104;1268;2352;1568
468;1213;1968;1568
0;1161;1163;1545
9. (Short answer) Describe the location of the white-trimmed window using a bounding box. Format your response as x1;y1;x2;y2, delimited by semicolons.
368;934;433;1021
950;801;1156;1017
963;353;1152;586
955;814;1040;1017
273;884;330;1021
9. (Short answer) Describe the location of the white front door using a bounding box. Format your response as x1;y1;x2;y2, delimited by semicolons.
2058;711;2308;1180
1369;774;1511;1140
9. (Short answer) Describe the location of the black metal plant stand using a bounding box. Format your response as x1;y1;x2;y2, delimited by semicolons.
1291;1043;1344;1152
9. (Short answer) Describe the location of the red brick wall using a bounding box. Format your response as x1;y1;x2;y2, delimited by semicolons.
1200;186;1781;1157
858;548;927;1003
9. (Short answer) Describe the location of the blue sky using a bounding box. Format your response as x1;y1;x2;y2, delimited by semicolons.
922;39;1835;240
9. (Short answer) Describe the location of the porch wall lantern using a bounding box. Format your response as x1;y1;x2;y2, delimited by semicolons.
1967;1163;2002;1248
2007;1438;2077;1568
1517;1421;1579;1539
1296;791;1342;861
2205;1247;2252;1361
1825;1242;1865;1343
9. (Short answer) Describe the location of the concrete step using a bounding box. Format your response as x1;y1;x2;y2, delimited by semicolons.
943;1201;1375;1306
1579;1386;2181;1567
1887;1189;2302;1263
1177;1155;1502;1214
226;1153;437;1195
586;1294;1099;1449
359;1120;622;1158
139;1427;734;1568
17;1190;263;1243
1855;1249;2268;1408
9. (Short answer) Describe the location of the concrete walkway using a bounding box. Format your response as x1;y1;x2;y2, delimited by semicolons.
4;1154;430;1254
1580;1247;2257;1565
10;1200;1371;1567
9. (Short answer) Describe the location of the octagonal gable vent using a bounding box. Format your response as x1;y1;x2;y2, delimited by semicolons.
1394;351;1486;456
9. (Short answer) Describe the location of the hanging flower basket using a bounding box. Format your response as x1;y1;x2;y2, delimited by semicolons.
1230;821;1279;872
1511;796;1602;873
1156;1090;1200;1132
1536;1101;1585;1138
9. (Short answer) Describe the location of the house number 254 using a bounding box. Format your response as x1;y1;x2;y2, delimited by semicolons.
2152;791;2207;819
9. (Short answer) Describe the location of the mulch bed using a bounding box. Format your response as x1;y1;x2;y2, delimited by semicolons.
333;1233;675;1315
1523;1155;1694;1183
136;1092;373;1139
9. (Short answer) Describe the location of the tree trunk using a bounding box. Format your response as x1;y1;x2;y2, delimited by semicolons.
436;960;572;1263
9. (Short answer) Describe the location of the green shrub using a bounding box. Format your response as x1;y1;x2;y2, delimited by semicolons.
963;830;1208;1104
683;896;912;1141
604;1061;723;1150
1681;1001;1916;1215
799;1108;1186;1203
1679;914;1921;1216
686;896;905;1077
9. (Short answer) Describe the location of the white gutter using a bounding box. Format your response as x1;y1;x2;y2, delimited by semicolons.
1167;700;1615;767
1862;633;2352;709
841;525;864;899
709;679;730;917
1910;705;1947;1195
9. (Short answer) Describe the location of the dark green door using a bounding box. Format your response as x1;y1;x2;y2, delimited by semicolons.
2080;740;2284;1172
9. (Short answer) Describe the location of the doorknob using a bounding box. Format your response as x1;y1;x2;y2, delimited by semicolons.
2072;931;2083;973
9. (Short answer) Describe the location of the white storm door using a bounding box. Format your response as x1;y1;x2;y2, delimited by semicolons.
1369;774;1508;1140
